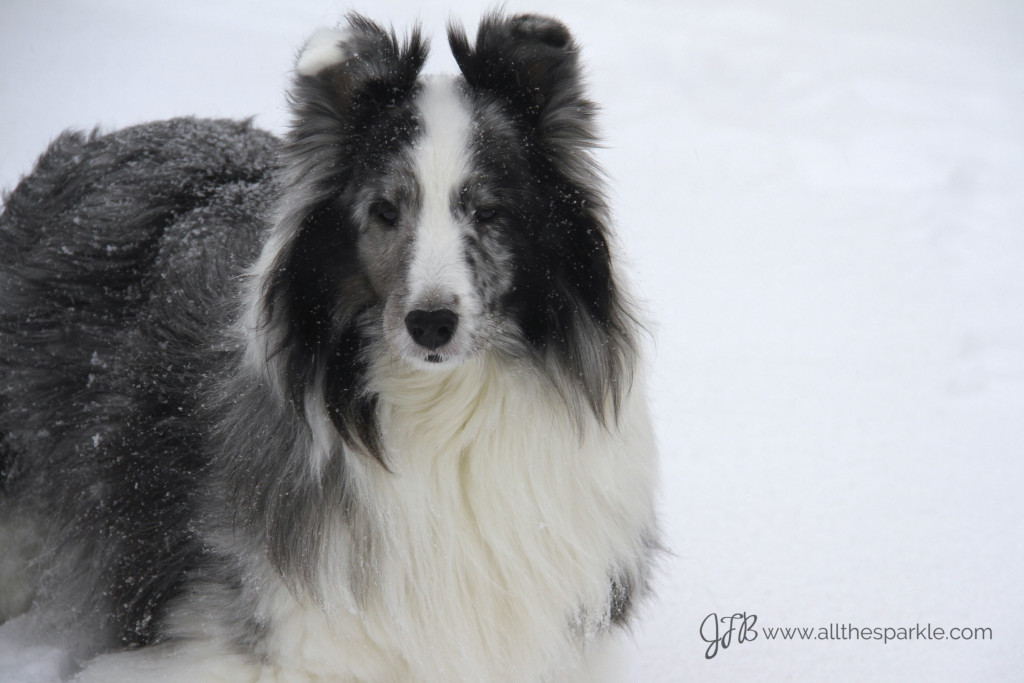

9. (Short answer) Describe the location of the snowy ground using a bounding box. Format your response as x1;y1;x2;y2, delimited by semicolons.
2;0;1024;680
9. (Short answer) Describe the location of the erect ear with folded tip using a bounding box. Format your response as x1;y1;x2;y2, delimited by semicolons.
292;13;427;120
448;12;593;132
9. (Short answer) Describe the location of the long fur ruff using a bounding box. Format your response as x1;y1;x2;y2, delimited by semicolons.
0;13;659;682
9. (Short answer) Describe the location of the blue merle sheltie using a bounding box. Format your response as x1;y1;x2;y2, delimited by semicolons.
0;13;659;682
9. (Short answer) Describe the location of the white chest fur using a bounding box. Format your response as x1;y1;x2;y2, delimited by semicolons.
262;354;658;682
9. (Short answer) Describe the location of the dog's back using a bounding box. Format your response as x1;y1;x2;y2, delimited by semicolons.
0;118;276;644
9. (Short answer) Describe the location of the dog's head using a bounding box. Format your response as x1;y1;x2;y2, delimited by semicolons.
246;13;635;459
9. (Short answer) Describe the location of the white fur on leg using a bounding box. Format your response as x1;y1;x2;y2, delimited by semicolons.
0;614;77;683
72;641;261;683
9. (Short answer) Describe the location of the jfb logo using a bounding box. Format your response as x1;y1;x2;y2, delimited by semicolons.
700;612;758;659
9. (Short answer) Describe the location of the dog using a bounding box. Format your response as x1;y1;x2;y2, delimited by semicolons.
0;13;659;682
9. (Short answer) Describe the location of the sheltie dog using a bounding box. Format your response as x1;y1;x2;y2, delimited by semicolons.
0;13;658;682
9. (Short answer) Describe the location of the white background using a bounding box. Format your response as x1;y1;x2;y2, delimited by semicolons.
2;0;1023;680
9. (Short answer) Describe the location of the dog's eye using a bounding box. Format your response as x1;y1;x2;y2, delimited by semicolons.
474;207;498;223
372;201;399;226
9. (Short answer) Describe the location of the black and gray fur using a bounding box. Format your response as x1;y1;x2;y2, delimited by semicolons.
0;118;277;650
0;12;655;675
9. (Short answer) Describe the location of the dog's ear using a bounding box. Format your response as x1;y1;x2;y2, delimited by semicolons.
291;14;427;126
254;15;427;463
448;13;593;134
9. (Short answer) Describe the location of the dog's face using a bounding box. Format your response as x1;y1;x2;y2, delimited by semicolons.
249;13;634;456
351;76;520;368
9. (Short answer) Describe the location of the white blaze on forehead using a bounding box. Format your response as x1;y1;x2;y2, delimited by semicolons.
407;77;474;309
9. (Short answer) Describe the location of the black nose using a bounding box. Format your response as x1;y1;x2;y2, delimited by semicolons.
404;309;459;350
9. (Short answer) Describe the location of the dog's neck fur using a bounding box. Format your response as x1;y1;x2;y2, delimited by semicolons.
248;351;657;681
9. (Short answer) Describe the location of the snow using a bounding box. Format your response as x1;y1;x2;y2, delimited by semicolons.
3;0;1024;680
